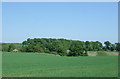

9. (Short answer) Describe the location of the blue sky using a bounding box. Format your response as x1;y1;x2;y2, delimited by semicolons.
2;2;118;43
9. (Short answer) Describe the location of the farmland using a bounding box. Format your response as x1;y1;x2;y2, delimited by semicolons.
2;52;118;77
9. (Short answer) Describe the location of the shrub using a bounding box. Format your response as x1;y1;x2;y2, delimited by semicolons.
83;52;88;56
59;53;67;56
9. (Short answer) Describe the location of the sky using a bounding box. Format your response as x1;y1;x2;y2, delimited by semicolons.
2;2;118;44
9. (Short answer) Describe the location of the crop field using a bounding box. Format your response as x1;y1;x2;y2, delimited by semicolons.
2;52;118;77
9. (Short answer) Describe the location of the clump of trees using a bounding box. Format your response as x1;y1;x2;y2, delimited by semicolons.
1;38;120;56
2;43;22;52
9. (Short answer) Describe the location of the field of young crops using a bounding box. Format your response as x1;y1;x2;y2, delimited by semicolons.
2;52;118;77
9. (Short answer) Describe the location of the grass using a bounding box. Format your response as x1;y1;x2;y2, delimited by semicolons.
2;52;118;77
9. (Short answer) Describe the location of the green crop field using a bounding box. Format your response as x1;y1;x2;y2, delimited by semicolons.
2;52;118;77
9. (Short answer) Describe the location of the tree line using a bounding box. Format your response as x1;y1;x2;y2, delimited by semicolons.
1;38;120;56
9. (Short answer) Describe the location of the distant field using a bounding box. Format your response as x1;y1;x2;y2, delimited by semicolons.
2;52;118;77
88;51;119;56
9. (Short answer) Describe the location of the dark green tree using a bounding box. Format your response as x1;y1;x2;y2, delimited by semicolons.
104;41;111;51
8;44;15;52
115;43;120;52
